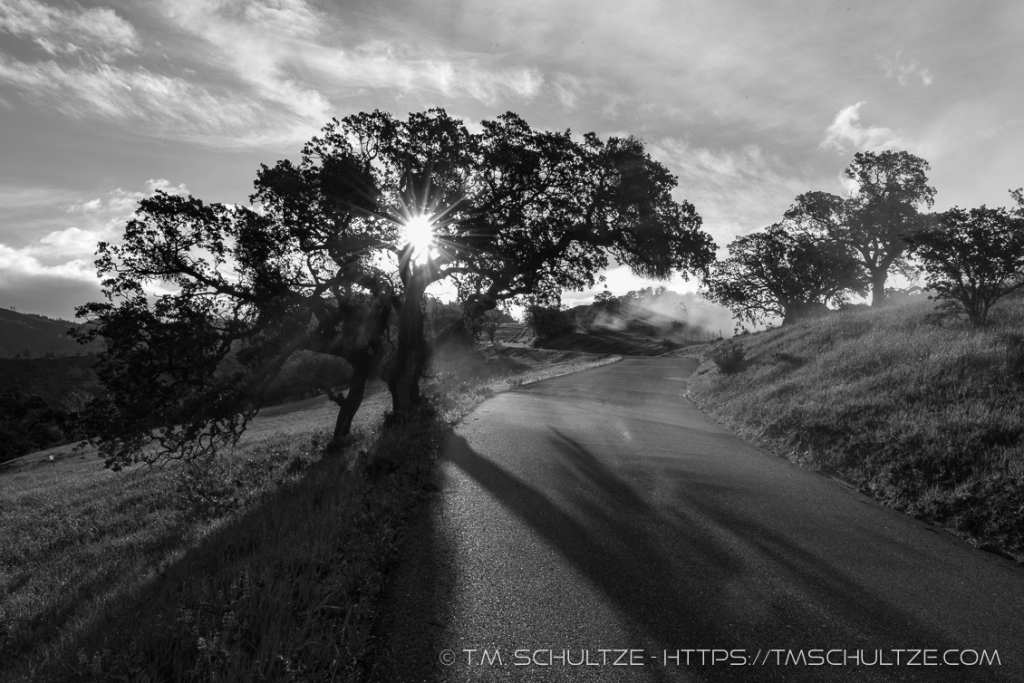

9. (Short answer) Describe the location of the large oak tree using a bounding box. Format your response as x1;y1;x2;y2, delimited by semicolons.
77;109;714;466
785;150;936;306
703;224;867;326
311;110;715;412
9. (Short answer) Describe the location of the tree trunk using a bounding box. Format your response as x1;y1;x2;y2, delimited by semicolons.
329;305;391;444
390;269;428;415
331;355;373;443
870;268;888;307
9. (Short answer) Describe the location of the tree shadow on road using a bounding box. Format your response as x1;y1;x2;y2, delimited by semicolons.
399;427;1008;682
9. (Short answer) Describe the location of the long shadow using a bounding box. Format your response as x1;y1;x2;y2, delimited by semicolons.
371;467;456;683
5;441;443;683
429;427;1009;682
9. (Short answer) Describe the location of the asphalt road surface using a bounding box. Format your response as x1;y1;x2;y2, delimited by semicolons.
377;357;1024;682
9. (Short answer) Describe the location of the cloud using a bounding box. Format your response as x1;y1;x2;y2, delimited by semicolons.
0;179;189;318
67;197;102;213
0;245;95;280
820;102;906;153
0;0;553;148
160;0;546;120
648;139;807;247
21;179;187;263
0;184;81;211
875;52;933;87
0;0;139;61
548;73;609;112
0;55;314;147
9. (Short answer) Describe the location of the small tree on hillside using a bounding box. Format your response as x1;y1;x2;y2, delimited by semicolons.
476;308;509;343
524;304;575;341
703;224;867;326
906;201;1024;326
785;150;936;306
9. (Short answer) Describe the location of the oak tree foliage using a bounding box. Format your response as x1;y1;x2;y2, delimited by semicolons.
75;108;714;467
785;150;936;306
906;199;1024;326
702;224;867;326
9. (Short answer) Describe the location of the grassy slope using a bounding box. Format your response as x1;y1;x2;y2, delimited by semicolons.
0;346;619;682
687;294;1024;561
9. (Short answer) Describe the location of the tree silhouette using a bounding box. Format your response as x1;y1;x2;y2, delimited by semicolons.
75;109;714;467
906;201;1024;326
786;150;936;306
75;188;394;468
271;109;715;414
703;224;867;326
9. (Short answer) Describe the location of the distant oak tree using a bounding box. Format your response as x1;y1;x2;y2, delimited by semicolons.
703;224;867;326
906;199;1024;326
785;150;936;306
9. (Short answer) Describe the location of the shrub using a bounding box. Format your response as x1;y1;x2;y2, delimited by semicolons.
524;304;575;341
709;342;745;373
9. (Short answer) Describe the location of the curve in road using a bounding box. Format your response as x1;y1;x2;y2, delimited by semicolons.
377;357;1024;682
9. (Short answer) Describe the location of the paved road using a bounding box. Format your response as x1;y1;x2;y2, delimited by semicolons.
377;358;1024;682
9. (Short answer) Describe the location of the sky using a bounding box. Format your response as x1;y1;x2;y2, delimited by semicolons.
1;0;1022;320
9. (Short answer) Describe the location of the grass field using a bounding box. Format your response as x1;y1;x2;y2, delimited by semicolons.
0;345;619;681
687;294;1024;562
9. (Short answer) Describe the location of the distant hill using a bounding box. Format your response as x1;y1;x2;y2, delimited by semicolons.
0;307;102;358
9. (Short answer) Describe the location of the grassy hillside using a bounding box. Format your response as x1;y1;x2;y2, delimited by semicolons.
688;293;1024;561
0;308;102;358
0;345;619;682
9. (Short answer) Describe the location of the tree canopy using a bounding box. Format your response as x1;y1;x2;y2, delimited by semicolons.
906;201;1024;326
256;109;715;412
702;223;867;326
785;150;936;306
75;108;715;467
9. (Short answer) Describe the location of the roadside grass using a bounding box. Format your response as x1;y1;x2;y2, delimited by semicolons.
0;387;390;682
687;294;1024;561
0;345;615;681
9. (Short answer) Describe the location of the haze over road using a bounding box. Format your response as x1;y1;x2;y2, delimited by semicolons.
380;358;1024;682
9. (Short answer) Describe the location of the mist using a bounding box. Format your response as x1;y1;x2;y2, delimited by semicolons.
575;289;738;341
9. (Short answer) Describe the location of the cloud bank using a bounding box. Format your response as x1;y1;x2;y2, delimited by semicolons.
0;179;189;318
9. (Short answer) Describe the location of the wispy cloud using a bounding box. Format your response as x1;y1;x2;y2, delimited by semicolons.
876;52;933;87
649;139;807;247
160;0;545;123
0;0;553;148
820;102;906;153
0;55;314;147
0;184;81;211
0;0;139;61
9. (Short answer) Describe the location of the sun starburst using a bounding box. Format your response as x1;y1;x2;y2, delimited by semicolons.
401;214;436;265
